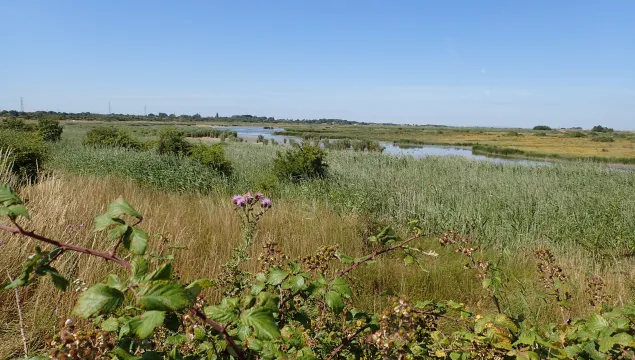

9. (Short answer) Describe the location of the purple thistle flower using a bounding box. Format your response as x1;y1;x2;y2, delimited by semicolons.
236;197;247;207
261;198;272;209
255;193;264;200
232;194;243;205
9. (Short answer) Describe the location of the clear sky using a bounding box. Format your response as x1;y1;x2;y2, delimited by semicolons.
1;1;633;129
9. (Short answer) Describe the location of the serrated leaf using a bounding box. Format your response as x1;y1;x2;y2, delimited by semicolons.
108;197;142;219
241;307;280;340
336;253;354;265
131;256;149;282
325;291;345;314
146;263;173;281
46;267;69;291
129;227;148;255
5;204;30;220
137;282;192;311
101;317;119;332
185;279;214;298
268;268;288;286
282;275;306;293
94;213;125;231
74;283;124;318
108;224;130;240
330;277;352;298
205;298;240;323
131;311;165;339
0;184;22;206
587;313;609;333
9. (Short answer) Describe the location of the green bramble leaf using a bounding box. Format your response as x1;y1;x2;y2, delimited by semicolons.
185;279;214;298
282;275;306;293
101;317;119;332
205;298;240;323
268;268;288;286
325;291;345;314
0;184;22;206
336;253;354;265
128;227;148;255
94;213;125;231
106;274;127;292
74;283;125;318
42;266;69;291
137;282;192;311
146;263;173;281
131;256;149;282
108;224;130;240
240;307;280;340
130;310;166;339
0;204;30;220
330;277;352;298
108;197;142;219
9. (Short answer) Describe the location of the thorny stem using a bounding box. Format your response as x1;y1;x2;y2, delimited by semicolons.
0;221;131;269
281;233;422;307
326;324;372;360
334;233;422;280
190;308;246;360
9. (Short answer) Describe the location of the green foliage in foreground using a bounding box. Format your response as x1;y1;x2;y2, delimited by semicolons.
3;186;635;359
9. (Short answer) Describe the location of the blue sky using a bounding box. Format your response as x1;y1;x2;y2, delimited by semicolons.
1;1;633;129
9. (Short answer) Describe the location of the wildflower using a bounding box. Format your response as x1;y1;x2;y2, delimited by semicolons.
255;192;264;200
261;198;272;208
244;192;254;203
232;194;243;205
236;197;247;207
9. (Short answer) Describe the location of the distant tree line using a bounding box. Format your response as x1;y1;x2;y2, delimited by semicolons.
0;110;366;125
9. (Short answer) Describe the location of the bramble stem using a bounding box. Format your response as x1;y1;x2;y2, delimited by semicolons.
0;222;131;269
190;308;246;360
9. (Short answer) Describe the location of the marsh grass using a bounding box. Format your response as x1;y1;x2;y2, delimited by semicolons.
1;173;633;357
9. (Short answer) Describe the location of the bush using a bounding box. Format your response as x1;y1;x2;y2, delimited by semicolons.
156;127;191;155
566;131;586;138
592;125;614;133
0;129;48;181
0;118;34;132
534;132;548;137
37;118;63;142
533;125;552;131
592;136;615;142
84;126;142;150
189;143;233;176
352;139;385;152
273;144;328;181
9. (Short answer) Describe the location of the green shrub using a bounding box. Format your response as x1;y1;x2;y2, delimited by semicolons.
0;118;34;132
189;143;233;176
533;125;552;130
592;125;614;133
534;132;548;136
37;118;64;142
84;126;142;150
592;136;615;142
566;131;586;138
273;144;328;181
352;139;385;152
506;131;521;136
156;127;191;155
0;129;48;181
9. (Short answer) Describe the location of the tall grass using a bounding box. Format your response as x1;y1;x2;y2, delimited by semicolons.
49;142;635;256
2;173;633;357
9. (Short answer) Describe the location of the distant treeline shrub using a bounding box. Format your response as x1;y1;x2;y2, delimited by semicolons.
352;139;385;152
533;125;552;130
534;132;548;137
180;127;238;139
592;125;614;133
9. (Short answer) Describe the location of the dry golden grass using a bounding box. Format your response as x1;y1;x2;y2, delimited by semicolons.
1;173;634;356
